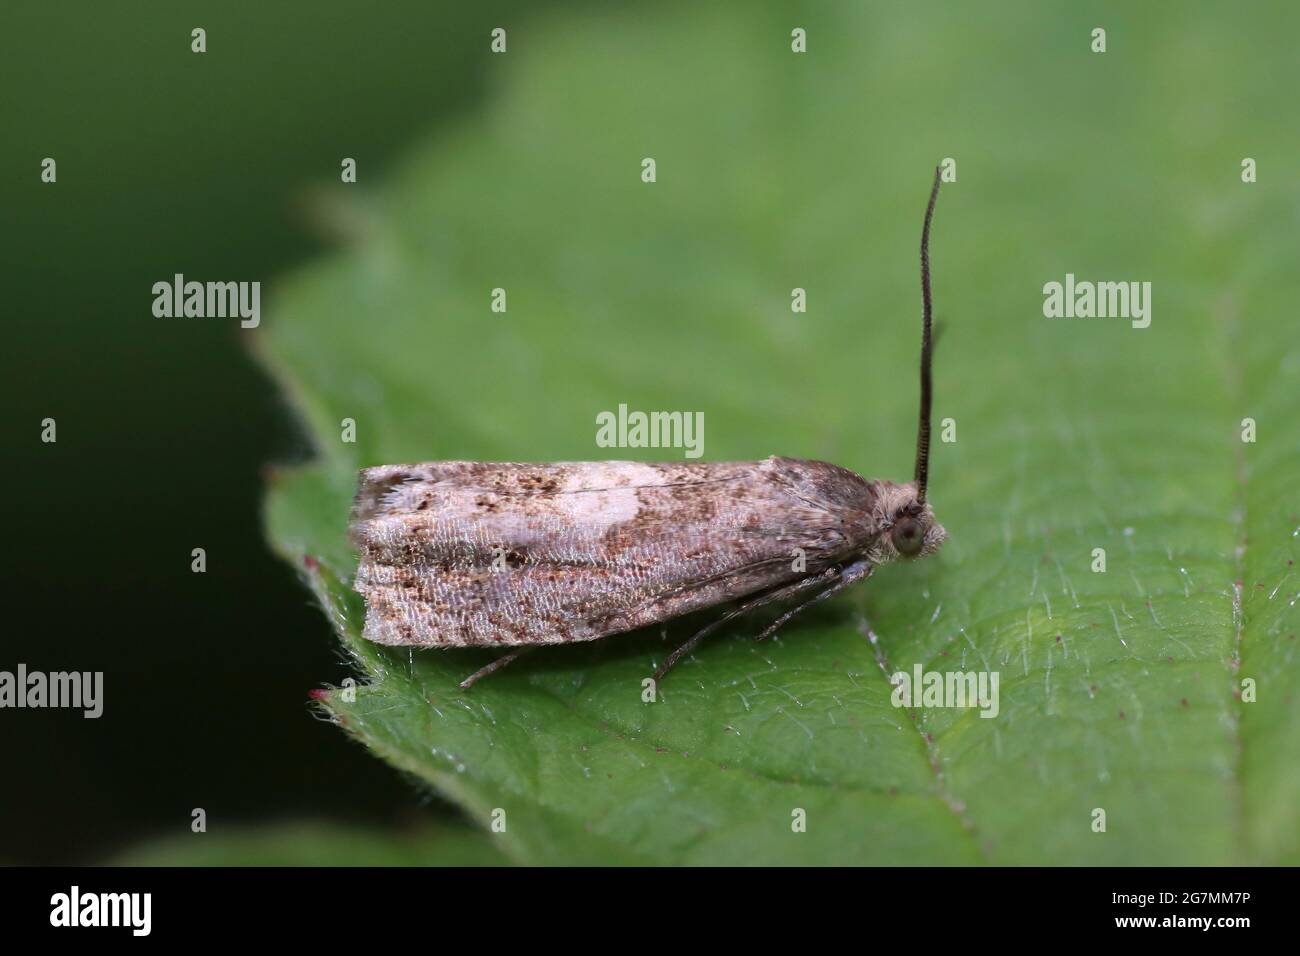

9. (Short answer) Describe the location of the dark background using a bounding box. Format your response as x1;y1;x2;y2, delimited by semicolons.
2;0;557;865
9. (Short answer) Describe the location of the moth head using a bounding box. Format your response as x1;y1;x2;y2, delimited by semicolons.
871;482;946;562
889;492;946;560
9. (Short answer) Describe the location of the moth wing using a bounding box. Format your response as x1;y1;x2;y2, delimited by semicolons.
350;458;868;647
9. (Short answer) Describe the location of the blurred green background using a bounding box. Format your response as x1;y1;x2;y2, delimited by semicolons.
3;0;1297;865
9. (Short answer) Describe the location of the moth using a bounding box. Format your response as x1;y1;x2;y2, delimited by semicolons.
349;169;946;689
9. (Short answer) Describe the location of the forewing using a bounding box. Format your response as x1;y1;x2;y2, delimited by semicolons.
349;459;857;647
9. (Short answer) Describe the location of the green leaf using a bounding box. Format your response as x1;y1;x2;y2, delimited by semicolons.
112;821;509;867
261;3;1300;864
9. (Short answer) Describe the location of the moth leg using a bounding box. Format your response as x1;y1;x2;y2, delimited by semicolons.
752;559;874;642
458;647;534;690
652;567;841;683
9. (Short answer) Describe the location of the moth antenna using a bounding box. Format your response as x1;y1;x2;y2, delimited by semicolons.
914;166;941;504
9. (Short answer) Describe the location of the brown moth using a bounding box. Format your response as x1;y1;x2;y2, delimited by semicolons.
349;169;946;688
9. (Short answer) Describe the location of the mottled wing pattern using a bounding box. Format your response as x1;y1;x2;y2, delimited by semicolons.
349;458;877;647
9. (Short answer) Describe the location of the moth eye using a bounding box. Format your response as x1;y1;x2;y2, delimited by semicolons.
892;518;924;557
